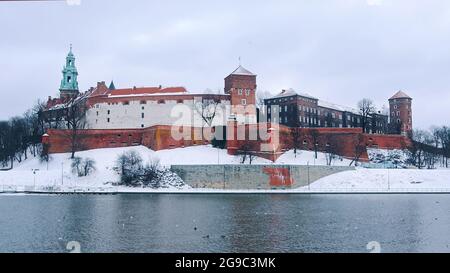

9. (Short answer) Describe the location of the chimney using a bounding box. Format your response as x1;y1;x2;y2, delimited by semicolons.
159;85;162;89
133;86;137;90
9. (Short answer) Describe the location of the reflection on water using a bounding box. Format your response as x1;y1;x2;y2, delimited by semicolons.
0;194;449;253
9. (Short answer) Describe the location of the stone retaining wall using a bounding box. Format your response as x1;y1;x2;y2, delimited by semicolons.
170;165;354;190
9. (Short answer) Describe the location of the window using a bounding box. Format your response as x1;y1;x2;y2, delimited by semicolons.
238;89;243;95
396;111;400;116
122;101;129;105
394;105;398;109
241;99;247;105
158;100;165;104
141;106;145;110
141;124;144;128
107;118;110;123
284;106;287;112
140;100;147;105
177;99;183;104
107;110;110;115
96;111;99;116
245;89;250;96
141;113;144;118
67;76;72;83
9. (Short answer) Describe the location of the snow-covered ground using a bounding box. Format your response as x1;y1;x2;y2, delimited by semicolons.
0;145;449;193
297;168;450;192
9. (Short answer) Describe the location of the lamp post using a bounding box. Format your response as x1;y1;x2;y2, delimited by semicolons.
61;162;64;186
307;161;311;191
314;143;318;166
32;169;39;190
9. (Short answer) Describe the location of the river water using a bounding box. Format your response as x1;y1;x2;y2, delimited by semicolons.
0;194;449;253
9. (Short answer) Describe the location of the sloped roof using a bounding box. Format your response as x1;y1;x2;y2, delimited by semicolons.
89;82;110;97
389;90;412;100
229;65;255;76
109;86;187;96
109;80;116;90
318;100;359;115
271;88;317;100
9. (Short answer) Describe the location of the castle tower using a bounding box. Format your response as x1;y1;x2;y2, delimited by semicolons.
59;45;79;99
389;90;412;136
224;65;257;124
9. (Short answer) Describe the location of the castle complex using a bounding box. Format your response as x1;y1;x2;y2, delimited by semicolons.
43;47;413;160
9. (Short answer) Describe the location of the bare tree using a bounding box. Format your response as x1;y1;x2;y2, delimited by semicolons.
290;128;302;158
324;135;339;166
409;129;429;169
310;129;319;159
194;98;221;127
349;134;366;166
441;127;450;168
65;98;87;159
358;98;376;133
0;121;14;169
256;90;272;109
237;142;256;164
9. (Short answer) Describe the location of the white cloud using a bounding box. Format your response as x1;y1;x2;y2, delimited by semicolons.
0;0;449;130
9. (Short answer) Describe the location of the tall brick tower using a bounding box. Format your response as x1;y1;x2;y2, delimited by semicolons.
224;65;257;124
389;90;412;136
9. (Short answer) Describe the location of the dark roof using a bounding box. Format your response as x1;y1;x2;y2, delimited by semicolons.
390;90;412;100
271;88;317;100
109;80;116;90
229;65;255;76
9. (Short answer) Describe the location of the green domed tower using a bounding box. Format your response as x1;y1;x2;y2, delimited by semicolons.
59;45;79;99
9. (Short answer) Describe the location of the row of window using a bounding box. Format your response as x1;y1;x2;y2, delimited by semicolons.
101;117;145;128
105;99;185;106
237;89;252;96
267;96;316;104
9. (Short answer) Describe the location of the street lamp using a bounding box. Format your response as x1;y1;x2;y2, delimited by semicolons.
32;169;39;190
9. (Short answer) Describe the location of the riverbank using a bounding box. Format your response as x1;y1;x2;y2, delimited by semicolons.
0;145;449;194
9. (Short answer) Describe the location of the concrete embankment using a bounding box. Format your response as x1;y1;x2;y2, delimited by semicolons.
170;165;354;190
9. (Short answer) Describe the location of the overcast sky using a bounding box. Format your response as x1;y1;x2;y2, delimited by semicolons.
1;0;449;129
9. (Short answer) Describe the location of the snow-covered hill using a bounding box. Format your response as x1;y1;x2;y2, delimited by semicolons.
0;145;349;190
0;145;449;193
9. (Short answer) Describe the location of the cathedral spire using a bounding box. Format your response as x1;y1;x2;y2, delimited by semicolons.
59;45;79;99
109;80;116;90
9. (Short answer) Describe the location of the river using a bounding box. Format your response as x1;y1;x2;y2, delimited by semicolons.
0;194;449;253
